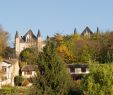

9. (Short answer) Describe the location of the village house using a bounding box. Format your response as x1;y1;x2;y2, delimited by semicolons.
21;65;37;79
0;59;19;86
67;64;89;80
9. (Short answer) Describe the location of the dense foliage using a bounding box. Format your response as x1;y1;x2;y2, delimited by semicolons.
81;64;113;95
30;40;74;95
52;32;113;64
3;47;15;59
28;31;113;95
14;76;24;86
0;26;9;60
19;48;38;66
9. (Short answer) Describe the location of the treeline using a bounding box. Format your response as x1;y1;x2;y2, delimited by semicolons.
53;31;113;64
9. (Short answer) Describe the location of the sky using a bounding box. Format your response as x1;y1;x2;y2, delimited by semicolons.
0;0;113;46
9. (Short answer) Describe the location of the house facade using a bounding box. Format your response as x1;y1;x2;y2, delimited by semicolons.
15;29;44;55
0;59;19;86
21;65;37;79
67;64;89;80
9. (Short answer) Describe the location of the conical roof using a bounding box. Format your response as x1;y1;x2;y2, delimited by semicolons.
15;31;19;38
37;29;41;37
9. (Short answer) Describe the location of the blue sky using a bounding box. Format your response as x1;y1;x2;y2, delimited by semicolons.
0;0;113;45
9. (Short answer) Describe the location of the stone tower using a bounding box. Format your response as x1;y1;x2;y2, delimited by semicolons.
37;29;43;51
15;31;20;55
97;27;99;33
74;28;77;34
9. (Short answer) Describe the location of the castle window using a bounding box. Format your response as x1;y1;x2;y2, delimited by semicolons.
26;34;31;42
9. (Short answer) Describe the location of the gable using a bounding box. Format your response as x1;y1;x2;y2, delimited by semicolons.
21;29;37;42
81;27;93;36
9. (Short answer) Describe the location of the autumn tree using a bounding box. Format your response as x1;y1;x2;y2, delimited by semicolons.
0;25;9;60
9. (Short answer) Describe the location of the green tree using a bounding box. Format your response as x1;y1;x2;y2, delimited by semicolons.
3;47;15;59
30;40;74;95
14;76;24;86
19;48;38;65
81;64;113;95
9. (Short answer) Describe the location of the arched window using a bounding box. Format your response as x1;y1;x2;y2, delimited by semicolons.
26;34;30;42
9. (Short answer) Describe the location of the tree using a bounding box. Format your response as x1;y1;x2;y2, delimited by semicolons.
0;26;9;60
3;47;15;59
30;40;74;95
81;64;113;95
14;76;24;86
19;48;38;66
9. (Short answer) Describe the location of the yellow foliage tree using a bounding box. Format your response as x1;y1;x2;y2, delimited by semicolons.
0;26;9;61
57;44;76;64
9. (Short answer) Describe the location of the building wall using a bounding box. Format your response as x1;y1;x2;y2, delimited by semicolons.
68;67;89;74
10;60;19;86
15;35;43;55
22;71;36;78
0;60;19;86
83;31;91;38
15;37;20;55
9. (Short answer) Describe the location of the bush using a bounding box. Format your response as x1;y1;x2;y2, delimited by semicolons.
0;85;15;94
14;76;24;86
22;79;30;86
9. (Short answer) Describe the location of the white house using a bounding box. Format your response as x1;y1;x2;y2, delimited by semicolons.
67;64;89;80
21;65;37;78
0;59;19;86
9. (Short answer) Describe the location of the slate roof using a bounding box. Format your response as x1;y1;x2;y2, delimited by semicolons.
3;59;18;65
15;31;19;38
81;26;93;36
67;64;88;68
20;29;37;42
21;65;37;72
37;29;41;37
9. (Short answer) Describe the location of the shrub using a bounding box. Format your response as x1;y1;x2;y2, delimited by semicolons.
14;76;24;86
0;85;15;94
22;79;30;86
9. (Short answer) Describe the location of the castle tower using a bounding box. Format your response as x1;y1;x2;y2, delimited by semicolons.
97;27;99;33
37;29;43;51
74;28;77;34
15;31;20;55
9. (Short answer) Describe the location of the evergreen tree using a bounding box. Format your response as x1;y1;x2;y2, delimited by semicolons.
30;40;74;95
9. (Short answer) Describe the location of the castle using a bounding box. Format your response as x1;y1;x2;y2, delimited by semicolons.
15;26;98;55
15;29;44;55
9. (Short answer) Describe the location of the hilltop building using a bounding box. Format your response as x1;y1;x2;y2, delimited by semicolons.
15;29;44;55
74;26;99;38
81;26;93;37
